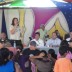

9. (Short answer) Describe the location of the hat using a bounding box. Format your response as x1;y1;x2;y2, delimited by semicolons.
30;41;36;47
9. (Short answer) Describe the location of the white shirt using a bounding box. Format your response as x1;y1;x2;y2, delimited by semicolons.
46;38;61;47
66;38;71;41
9;25;21;40
31;39;44;47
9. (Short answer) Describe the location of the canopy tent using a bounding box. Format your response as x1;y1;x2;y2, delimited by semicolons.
0;0;72;7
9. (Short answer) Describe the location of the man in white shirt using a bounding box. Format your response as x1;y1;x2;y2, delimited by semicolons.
46;32;61;47
66;32;72;41
31;32;44;47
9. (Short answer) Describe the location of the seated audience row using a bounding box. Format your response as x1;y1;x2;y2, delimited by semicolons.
0;31;72;48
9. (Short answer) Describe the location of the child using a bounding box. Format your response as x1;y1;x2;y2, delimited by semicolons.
54;46;72;72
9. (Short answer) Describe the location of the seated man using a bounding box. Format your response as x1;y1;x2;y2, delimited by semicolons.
31;32;44;47
46;32;61;47
0;32;12;47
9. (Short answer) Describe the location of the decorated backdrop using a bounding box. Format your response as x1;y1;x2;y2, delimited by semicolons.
0;7;71;45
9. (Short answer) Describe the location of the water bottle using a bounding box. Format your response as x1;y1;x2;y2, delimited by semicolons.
13;41;16;48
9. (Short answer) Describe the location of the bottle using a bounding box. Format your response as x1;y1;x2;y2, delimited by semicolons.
13;41;16;48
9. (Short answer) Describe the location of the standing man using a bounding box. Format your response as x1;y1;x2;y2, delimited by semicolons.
36;24;47;41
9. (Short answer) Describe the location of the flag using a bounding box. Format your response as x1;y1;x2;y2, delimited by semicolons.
1;10;8;38
19;9;25;43
52;0;72;31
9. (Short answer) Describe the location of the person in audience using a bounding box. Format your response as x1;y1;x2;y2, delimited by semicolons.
68;40;72;47
47;49;57;72
46;32;61;47
36;24;47;41
0;48;22;72
9;17;22;40
13;45;28;72
60;39;72;52
60;40;69;46
48;49;57;65
57;40;72;60
64;33;70;40
68;40;72;55
31;32;44;47
0;32;12;47
55;30;63;40
23;41;43;72
66;31;72;41
30;50;52;72
68;40;72;62
54;46;72;72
